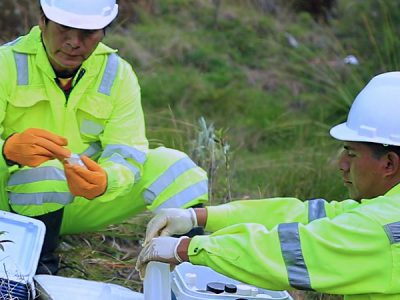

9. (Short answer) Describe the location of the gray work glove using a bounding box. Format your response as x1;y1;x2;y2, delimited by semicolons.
135;236;187;280
143;208;197;245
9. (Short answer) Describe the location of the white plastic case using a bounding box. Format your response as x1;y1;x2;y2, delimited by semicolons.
0;210;46;299
34;275;144;300
171;262;293;300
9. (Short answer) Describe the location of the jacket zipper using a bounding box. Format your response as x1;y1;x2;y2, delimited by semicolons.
54;68;86;106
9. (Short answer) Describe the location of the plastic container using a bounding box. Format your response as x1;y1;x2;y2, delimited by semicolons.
0;210;46;299
34;275;144;300
144;261;171;300
171;262;293;300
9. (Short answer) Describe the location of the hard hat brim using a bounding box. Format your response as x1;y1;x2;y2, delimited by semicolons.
41;1;118;30
330;123;400;146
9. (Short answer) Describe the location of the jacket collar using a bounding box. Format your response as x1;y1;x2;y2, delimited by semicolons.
384;183;400;197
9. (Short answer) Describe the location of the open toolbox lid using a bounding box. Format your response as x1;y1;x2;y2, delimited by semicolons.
0;210;45;282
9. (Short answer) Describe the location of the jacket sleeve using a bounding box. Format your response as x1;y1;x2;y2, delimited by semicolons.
95;58;148;202
205;197;360;232
189;202;394;295
0;49;17;211
0;50;15;173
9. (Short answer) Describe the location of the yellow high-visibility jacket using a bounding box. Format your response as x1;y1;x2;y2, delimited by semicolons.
0;26;148;215
189;184;400;300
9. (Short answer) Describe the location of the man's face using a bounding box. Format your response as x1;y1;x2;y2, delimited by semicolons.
338;141;387;201
39;16;105;76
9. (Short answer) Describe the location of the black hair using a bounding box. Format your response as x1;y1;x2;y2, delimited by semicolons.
363;142;400;159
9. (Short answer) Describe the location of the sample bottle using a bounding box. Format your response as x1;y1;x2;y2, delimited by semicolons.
65;153;87;168
144;261;171;300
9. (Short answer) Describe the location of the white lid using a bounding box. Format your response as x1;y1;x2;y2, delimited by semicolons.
236;284;253;296
0;211;45;282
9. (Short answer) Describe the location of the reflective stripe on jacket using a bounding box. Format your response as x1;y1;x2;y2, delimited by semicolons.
8;147;208;217
139;147;208;212
189;184;400;299
0;26;148;212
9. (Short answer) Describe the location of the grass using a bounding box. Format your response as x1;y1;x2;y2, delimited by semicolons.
57;213;152;292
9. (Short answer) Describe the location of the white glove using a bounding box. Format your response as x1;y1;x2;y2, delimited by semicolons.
144;208;197;245
135;236;186;280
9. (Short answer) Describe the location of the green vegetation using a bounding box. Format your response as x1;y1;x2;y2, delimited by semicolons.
106;0;355;203
2;1;400;299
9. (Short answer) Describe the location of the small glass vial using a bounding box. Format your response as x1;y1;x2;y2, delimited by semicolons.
65;154;87;168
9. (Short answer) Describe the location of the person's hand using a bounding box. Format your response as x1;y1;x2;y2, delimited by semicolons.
135;236;187;280
3;128;71;167
63;155;107;199
144;208;197;245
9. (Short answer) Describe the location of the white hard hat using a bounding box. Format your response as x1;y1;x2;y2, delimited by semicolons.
330;72;400;146
40;0;118;30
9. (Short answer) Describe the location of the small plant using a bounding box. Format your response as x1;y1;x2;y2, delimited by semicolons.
0;231;12;251
0;233;20;300
190;117;232;203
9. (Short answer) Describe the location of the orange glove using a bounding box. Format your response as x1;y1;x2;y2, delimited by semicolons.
3;128;71;167
63;155;107;200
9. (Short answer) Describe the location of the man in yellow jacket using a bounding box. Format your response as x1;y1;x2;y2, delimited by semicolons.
136;71;400;300
0;0;207;274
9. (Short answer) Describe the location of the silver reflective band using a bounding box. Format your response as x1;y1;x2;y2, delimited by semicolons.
109;154;141;181
308;198;327;222
101;144;147;165
98;52;119;95
9;192;74;206
8;167;66;186
80;142;102;158
154;179;208;212
384;221;400;244
2;36;22;47
80;119;105;135
143;157;197;204
278;222;313;291
14;52;29;86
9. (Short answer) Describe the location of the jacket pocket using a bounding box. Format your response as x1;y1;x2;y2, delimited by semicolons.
76;93;113;139
4;86;50;136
